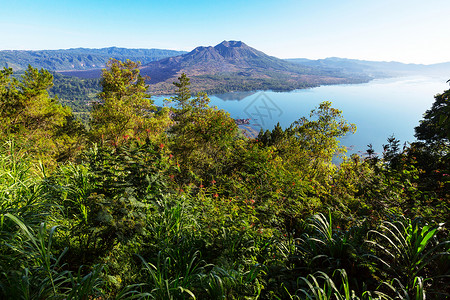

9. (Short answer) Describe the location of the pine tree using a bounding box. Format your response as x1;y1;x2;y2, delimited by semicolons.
90;59;171;145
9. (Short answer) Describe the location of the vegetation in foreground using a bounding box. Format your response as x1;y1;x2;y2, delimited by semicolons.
0;60;449;299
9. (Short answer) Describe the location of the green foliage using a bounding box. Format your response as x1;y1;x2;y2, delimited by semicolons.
45;138;174;264
172;73;192;109
415;87;450;144
290;101;356;166
365;216;449;296
134;251;202;299
1;66;449;299
0;141;53;233
297;213;356;273
85;139;172;202
293;269;380;300
49;73;101;124
90;59;171;145
402;142;449;219
0;214;105;299
407;87;450;220
257;122;290;149
169;73;238;182
382;276;428;300
0;66;85;164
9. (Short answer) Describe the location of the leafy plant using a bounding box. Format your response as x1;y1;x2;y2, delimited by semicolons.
133;250;204;299
297;212;356;273
365;215;449;297
382;276;427;300
0;141;52;228
293;269;384;300
0;214;105;299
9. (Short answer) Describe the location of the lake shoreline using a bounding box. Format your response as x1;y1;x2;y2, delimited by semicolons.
156;75;449;155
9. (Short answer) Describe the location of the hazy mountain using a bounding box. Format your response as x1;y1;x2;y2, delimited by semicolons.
138;41;368;94
286;57;450;77
0;47;187;71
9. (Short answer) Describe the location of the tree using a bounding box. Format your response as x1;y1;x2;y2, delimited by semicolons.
0;66;83;162
290;101;356;166
172;73;191;109
257;122;289;148
90;59;171;145
408;86;450;218
169;74;238;181
414;87;450;145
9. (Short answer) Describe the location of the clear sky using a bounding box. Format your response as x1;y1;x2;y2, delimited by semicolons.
1;0;449;64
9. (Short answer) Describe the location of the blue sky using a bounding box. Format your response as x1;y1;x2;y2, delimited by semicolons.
1;0;449;64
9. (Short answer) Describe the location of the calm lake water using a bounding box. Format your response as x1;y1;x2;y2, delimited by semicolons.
154;75;449;156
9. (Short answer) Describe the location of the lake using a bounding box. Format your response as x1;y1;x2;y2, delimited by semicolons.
154;75;449;156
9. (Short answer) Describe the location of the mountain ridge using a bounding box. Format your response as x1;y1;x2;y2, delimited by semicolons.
4;41;447;96
286;57;450;77
0;47;187;71
138;40;366;94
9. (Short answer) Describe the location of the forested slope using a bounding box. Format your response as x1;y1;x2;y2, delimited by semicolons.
0;61;448;299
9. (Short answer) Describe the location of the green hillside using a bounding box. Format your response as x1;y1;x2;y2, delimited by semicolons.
0;62;448;299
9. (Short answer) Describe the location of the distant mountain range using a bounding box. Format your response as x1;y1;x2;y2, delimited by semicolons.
138;40;367;94
2;42;449;96
0;47;186;71
286;57;450;78
46;41;369;94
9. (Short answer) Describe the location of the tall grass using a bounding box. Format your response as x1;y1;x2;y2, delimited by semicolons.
0;214;105;299
295;212;356;274
292;269;387;300
0;141;50;226
365;215;449;296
